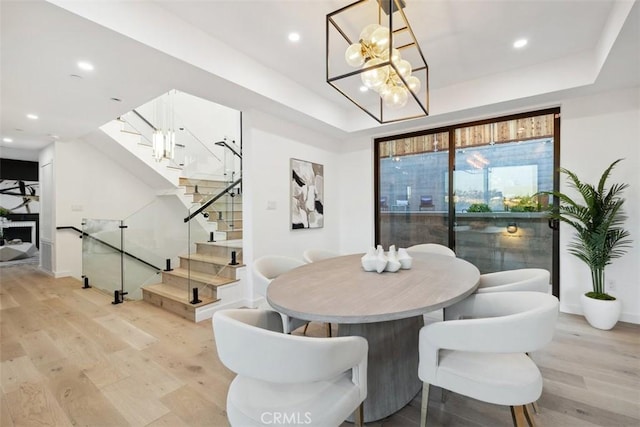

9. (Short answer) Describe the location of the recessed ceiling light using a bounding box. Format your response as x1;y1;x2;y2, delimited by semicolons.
513;38;528;49
359;86;369;92
2;137;13;143
288;32;301;42
77;61;94;71
26;114;38;120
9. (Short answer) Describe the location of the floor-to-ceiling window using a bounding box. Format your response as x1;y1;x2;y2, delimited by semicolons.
375;109;560;295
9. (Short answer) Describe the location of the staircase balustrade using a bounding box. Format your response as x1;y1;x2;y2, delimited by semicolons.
85;91;244;319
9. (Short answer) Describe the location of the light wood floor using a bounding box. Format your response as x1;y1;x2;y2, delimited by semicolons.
1;265;639;426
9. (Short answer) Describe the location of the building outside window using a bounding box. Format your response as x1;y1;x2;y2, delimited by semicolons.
376;109;560;292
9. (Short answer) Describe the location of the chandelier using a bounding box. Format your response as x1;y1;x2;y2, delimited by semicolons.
152;90;176;161
327;0;429;124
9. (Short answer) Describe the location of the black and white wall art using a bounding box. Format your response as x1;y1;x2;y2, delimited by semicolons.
291;158;324;229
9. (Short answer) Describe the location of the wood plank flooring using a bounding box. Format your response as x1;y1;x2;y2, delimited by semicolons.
1;265;639;426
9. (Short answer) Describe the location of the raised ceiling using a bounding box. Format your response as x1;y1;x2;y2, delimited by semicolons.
1;0;638;153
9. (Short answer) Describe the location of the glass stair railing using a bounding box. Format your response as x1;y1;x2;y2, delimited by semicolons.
83;90;243;319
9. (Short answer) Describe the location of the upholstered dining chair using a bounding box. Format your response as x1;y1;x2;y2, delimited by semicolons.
253;255;309;334
213;309;368;427
407;243;456;257
418;292;559;427
470;267;551;414
475;268;550;294
303;248;339;264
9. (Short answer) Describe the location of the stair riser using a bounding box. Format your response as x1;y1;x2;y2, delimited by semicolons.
161;272;218;298
225;230;243;240
207;211;243;221
142;289;197;322
196;243;243;262
205;201;242;212
179;258;237;280
215;220;243;231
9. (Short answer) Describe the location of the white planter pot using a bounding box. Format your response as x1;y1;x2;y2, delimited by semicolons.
580;293;622;330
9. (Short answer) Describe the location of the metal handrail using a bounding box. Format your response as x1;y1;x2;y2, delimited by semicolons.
56;226;162;271
183;178;242;223
131;109;157;131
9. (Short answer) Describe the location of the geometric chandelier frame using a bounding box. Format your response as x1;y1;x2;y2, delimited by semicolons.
326;0;429;124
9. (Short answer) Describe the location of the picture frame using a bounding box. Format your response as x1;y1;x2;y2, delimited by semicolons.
290;158;324;229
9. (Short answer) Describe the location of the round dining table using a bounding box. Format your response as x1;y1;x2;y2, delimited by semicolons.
267;252;480;422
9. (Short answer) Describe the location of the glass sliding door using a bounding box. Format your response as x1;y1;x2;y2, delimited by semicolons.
453;113;556;275
376;131;450;248
375;109;560;295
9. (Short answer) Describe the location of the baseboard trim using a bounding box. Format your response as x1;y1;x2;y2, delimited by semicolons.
561;302;639;325
194;298;244;322
54;270;72;278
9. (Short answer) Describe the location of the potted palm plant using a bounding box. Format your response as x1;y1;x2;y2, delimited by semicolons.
543;159;631;329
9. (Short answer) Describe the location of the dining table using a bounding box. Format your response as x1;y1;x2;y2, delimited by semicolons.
267;251;480;422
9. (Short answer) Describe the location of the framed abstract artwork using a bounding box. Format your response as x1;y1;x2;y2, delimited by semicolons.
290;158;324;229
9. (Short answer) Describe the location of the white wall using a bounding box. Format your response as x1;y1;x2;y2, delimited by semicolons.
560;86;640;323
338;138;375;254
1;146;39;162
39;144;55;274
243;109;342;304
53;139;160;278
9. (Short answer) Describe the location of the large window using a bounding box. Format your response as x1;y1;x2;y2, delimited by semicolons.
375;109;560;293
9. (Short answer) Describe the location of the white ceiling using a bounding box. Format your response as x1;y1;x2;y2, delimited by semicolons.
1;0;638;155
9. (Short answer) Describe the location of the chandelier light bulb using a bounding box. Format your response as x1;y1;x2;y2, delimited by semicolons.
361;58;389;90
359;24;381;44
383;86;409;108
406;75;421;93
378;83;392;96
370;26;391;55
395;59;412;78
387;48;401;63
345;43;365;67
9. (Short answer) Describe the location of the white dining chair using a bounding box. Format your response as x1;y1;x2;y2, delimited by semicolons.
475;268;550;293
419;292;559;427
470;267;551;414
213;309;368;427
406;243;455;257
302;248;339;264
253;255;309;334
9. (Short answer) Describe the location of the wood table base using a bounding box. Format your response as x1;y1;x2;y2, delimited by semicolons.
341;316;423;422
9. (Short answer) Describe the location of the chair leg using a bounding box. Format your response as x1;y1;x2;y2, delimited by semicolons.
420;382;430;427
325;323;332;337
530;400;539;414
354;402;364;427
524;404;536;427
302;323;309;335
510;405;535;427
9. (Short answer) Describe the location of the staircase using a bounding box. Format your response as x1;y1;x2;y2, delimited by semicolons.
141;177;244;322
142;240;244;322
98;91;246;321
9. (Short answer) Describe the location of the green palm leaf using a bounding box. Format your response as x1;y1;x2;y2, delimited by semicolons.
538;159;631;297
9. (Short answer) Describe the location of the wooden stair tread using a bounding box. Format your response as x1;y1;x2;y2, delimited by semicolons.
199;240;243;249
143;284;219;308
164;268;238;286
179;253;244;267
